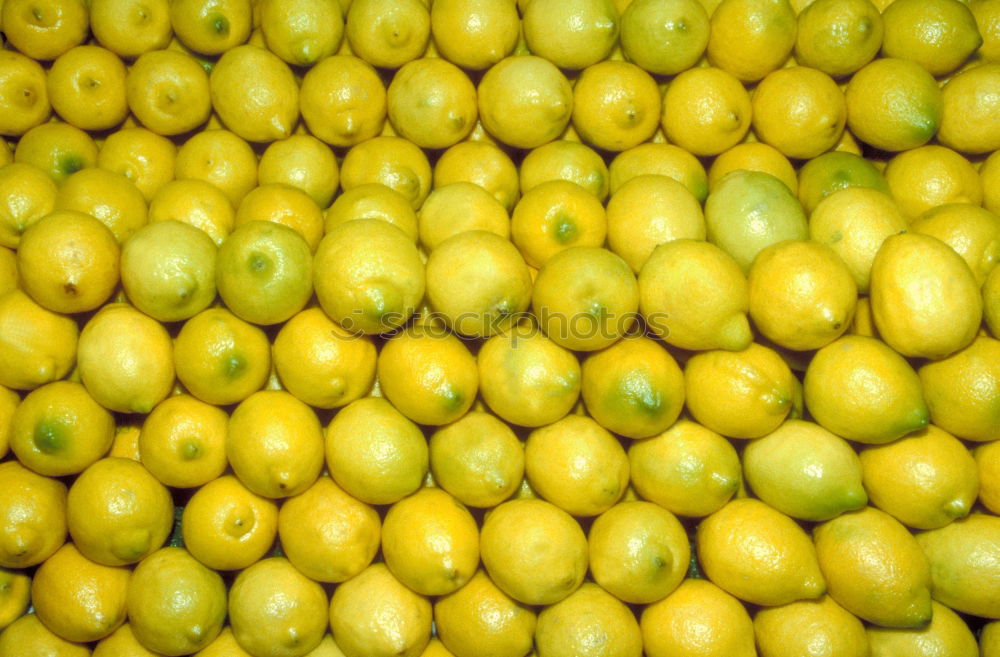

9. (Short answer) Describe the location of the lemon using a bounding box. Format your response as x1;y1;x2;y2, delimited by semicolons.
983;621;1000;657
175;129;258;209
329;563;432;657
571;60;660;152
661;66;752;157
299;55;388;149
588;500;689;604
813;505;933;628
754;595;869;657
881;0;982;77
867;599;979;657
89;0;172;58
522;0;619;69
0;568;31;632
258;135;339;210
387;57;478;150
0;51;50;137
424;230;532;338
708;142;798;194
510;180;607;268
428;411;523;508
919;335;1000;443
803;334;929;444
433;140;520;212
535;582;643;657
708;0;796;82
480;497;588;606
417;182;510;251
209;45;299;143
883;145;983;219
258;0;343;66
608;142;708;202
0;461;67;568
277;475;380;584
47;45;129;132
520;140;609;201
31;542;130;643
325;396;428;505
97;127;177;204
433;569;536;657
975;440;1000;515
477;322;581;428
915;513;1000;619
181;474;279;571
229;557;329;657
1;0;88;61
14;121;98;186
169;0;251;55
477;55;574;150
794;0;884;77
430;0;519;70
235;183;325;254
345;0;430;69
939;63;1000;154
0;162;57;249
870;232;981;360
327;183;419;242
125;49;212;136
620;0;708;74
10;381;115;481
748;239;857;351
139;394;228;489
640;579;756;657
127;547;227;656
751;66;846;160
93;623;165;657
797;150;889;215
911;203;1000;287
986;265;1000;337
0;613;91;657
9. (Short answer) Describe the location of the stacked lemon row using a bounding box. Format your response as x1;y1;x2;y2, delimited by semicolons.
1;0;1000;654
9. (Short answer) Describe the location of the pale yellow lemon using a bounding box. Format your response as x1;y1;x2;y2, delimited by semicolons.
0;162;57;248
707;0;797;82
345;0;430;69
89;0;172;58
794;0;884;77
640;579;756;657
510;180;607;268
753;595;869;657
433;569;536;657
813;506;932;628
477;55;574;150
433;140;520;212
258;0;343;66
139;394;228;489
804;334;929;444
46;45;128;132
277;475;380;583
751;65;846;160
209;44;299;143
148;179;234;247
0;51;50;137
97;127;177;203
339;135;433;209
0;290;78;391
661;66;751;156
258;135;340;209
174;128;258;209
638;239;752;352
126;49;212;136
299;54;388;149
13;120;97;185
0;249;15;297
522;0;619;69
1;0;88;60
55;167;148;243
571;60;660;152
919;335;1000;443
916;513;1000;619
708;142;797;194
881;0;982;77
387;57;478;150
0;460;67;568
181;474;278;571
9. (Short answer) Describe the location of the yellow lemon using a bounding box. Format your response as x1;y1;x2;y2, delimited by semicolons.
67;457;173;566
751;66;846;159
169;0;251;55
708;0;797;82
299;54;388;149
640;579;756;657
0;613;91;657
1;0;88;61
939;62;1000;154
377;325;479;426
0;386;16;458
803;334;929;444
975;440;1000;514
277;475;380;583
510;180;607;268
424;230;532;338
813;505;932;627
258;0;343;66
433;569;536;657
920;335;1000;443
174;128;258;209
0;162;57;248
684;342;796;439
859;424;979;530
77;302;174;414
227;390;324;498
881;0;982;77
229;557;329;657
46;45;128;132
89;0;172;58
430;0;519;70
911;203;1000;286
524;414;629;517
0;460;67;568
661;66;751;156
108;424;142;463
9;381;114;478
972;0;1000;62
149;179;234;247
698;497;825;606
867;599;979;657
31;542;130;643
0;568;30;632
417;182;509;251
870;232;981;359
884;144;983;218
708;142;797;194
844;57;942;152
139;394;228;488
345;0;430;69
534;583;643;657
477;55;574;150
571;60;660;152
433;140;520;212
480;497;588;606
748;239;857;351
387;57;477;150
0;51;50;137
93;623;165;657
13;121;97;185
986;265;1000;337
608;142;708;202
235;183;324;253
588;500;689;604
340;135;433;209
126;49;212;136
519;140;609;201
329;563;432;657
127;547;227;655
382;487;479;596
325;396;428;505
97;127;177;203
797;150;889;215
638;239;752;351
429;411;524;508
522;0;619;69
0;290;78;391
620;0;709;74
181;474;278;571
258;135;340;209
794;0;884;77
16;210;120;315
744;419;867;521
916;513;1000;618
209;45;299;143
477;322;581;428
55;167;148;243
753;595;869;657
580;336;684;439
605;174;705;274
0;249;15;297
327;183;418;241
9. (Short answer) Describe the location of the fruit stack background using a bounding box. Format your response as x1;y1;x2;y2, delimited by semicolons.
1;0;999;654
